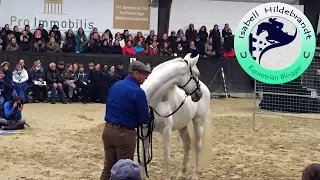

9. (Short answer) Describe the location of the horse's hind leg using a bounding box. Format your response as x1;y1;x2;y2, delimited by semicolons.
177;126;191;179
191;118;204;180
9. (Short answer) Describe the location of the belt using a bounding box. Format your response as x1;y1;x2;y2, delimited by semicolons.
105;121;135;130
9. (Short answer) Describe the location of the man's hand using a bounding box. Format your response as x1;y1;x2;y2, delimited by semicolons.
18;105;23;111
53;83;58;88
57;83;62;88
13;102;17;108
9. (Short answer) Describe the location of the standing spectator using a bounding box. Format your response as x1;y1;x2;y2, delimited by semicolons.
76;64;91;104
1;24;12;51
36;23;49;42
46;63;67;104
49;25;61;44
75;27;87;45
147;41;159;56
198;26;208;42
100;61;151;180
12;64;29;103
122;40;135;55
177;29;184;38
24;25;33;43
160;42;173;56
29;60;47;102
19;36;33;51
209;24;222;57
122;29;130;41
134;41;146;55
6;37;19;52
100;40;111;54
185;23;197;41
46;37;60;52
159;33;169;47
145;30;155;46
222;23;233;39
134;31;145;44
13;26;21;44
112;32;125;48
111;40;122;54
76;36;87;53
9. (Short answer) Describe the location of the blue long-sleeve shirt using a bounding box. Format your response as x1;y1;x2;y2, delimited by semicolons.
105;76;150;128
4;101;22;120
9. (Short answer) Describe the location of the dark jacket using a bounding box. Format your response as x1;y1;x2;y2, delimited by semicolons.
77;71;90;84
63;70;77;81
0;77;13;101
30;67;45;81
46;68;63;84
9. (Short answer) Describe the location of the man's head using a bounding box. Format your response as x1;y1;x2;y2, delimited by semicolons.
111;159;142;180
128;61;151;84
58;61;64;69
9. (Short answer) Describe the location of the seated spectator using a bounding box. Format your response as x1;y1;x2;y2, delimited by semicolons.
128;35;135;46
49;25;61;44
46;37;60;52
134;31;145;44
29;60;47;103
101;30;113;46
174;42;186;57
160;42;173;56
122;29;129;41
19;35;33;51
205;38;214;56
73;63;78;73
0;68;13;106
159;33;169;47
107;65;118;88
145;30;155;46
168;31;176;44
12;64;29;103
180;36;188;48
147;41;159;56
6;37;19;52
110;159;142;180
0;96;26;130
33;29;47;44
34;38;46;52
186;40;199;57
111;39;122;54
1;62;12;81
122;40;134;55
75;27;87;45
134;41;146;55
19;30;29;44
60;35;65;50
76;36;87;53
100;39;111;54
115;62;126;80
63;63;78;102
46;62;67;104
63;29;76;53
76;64;91;104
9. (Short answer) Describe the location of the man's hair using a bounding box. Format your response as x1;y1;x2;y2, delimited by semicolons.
78;64;84;68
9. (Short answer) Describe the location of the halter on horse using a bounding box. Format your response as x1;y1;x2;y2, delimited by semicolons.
137;53;212;180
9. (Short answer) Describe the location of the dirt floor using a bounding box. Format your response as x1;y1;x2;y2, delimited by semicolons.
0;98;319;180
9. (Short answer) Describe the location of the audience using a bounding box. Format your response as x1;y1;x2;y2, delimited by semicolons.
0;23;235;58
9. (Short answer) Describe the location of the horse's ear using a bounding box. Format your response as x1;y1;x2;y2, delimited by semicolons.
184;53;192;61
190;54;200;66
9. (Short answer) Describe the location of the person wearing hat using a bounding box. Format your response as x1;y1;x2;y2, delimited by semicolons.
100;61;151;180
110;159;142;180
49;25;61;43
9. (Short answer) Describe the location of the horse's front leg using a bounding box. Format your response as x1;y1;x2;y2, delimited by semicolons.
162;125;172;180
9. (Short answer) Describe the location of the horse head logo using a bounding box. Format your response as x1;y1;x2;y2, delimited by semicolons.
254;18;297;64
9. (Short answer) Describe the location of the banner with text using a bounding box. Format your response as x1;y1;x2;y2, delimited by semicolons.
0;0;158;36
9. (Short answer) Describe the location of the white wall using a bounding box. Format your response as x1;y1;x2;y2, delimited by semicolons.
0;0;158;36
169;0;304;33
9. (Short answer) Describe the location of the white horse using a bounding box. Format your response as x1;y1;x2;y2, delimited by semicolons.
140;53;213;180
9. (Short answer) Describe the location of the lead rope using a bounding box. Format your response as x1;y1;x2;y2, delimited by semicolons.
136;94;188;178
137;107;155;178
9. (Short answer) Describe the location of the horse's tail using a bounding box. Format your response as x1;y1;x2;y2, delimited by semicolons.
258;27;297;64
188;102;213;168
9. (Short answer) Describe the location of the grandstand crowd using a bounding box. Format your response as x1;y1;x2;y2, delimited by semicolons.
0;23;235;58
0;22;235;105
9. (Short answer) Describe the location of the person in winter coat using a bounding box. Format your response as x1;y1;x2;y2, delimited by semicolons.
76;64;91;104
12;64;29;103
0;68;13;106
111;40;122;54
63;63;78;102
46;63;67;104
122;40;135;55
134;41;146;55
29;60;47;102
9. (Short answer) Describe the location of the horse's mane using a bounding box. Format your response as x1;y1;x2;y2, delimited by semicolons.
151;57;185;73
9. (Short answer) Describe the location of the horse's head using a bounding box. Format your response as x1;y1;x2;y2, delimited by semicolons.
256;22;269;36
176;53;202;102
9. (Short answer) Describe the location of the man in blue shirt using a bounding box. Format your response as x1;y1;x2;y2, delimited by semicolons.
0;97;26;130
100;61;151;180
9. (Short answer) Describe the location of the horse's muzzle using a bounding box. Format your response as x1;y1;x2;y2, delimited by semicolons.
191;89;202;102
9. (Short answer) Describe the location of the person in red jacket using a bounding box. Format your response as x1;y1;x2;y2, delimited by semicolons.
147;41;159;56
122;40;135;55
